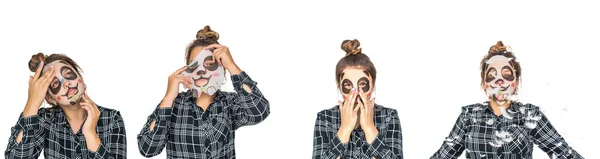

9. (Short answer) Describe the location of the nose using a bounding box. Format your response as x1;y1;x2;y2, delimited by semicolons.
197;70;206;76
495;79;504;85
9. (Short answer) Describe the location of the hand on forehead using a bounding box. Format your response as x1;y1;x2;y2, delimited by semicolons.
340;68;372;94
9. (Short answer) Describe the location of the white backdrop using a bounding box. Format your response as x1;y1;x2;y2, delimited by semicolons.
0;1;598;158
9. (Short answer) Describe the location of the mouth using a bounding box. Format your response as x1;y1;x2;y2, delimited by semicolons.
490;85;510;91
193;75;212;87
61;83;80;100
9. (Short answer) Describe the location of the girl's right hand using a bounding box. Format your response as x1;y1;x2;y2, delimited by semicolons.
23;61;54;117
161;66;193;108
337;88;360;143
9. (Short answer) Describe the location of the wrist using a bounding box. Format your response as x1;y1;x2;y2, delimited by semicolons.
336;129;351;143
83;130;98;139
227;64;242;75
363;125;378;135
23;105;39;117
160;96;175;108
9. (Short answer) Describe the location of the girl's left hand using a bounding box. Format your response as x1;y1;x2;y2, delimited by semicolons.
358;89;378;143
81;94;100;137
206;44;242;75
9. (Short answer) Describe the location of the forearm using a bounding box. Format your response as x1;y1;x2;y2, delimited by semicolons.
84;133;101;152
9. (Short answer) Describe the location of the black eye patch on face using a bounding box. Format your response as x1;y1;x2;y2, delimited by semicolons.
203;56;218;71
341;79;353;94
185;61;199;73
501;65;515;81
60;66;77;80
50;77;61;94
358;77;370;93
485;67;497;83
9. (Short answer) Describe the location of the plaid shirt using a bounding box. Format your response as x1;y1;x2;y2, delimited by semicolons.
137;71;270;159
313;104;403;159
5;106;127;159
431;101;583;159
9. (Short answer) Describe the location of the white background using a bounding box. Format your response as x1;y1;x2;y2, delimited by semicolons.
1;1;598;158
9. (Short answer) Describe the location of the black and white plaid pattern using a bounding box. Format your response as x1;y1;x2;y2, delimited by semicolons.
431;101;583;159
5;106;127;159
137;71;270;159
313;104;403;159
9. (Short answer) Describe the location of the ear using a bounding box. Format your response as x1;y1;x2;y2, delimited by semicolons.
45;94;57;106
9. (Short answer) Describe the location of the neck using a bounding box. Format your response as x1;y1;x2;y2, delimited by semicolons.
489;99;511;116
195;92;216;110
60;103;87;121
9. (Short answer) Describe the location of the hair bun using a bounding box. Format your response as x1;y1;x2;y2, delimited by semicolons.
28;52;47;72
196;25;219;41
341;39;362;56
488;41;509;54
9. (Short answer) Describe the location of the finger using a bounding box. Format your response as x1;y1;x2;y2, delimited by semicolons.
173;66;189;75
338;101;343;110
33;61;45;80
29;76;33;85
348;89;358;109
358;89;369;106
212;51;222;65
353;103;361;112
205;44;223;50
175;76;191;88
370;98;376;107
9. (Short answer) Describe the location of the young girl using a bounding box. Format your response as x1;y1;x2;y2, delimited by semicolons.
430;41;583;159
5;53;127;159
137;26;270;158
312;39;403;159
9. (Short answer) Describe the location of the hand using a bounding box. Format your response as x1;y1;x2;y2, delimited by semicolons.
80;94;101;151
206;44;242;75
358;89;378;144
80;94;100;136
24;61;55;117
161;66;193;107
337;88;360;143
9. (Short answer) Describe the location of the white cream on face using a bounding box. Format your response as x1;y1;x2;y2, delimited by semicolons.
42;61;85;106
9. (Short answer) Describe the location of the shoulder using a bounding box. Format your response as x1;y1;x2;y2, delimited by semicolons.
37;107;61;121
315;106;340;120
460;102;487;115
97;105;124;120
374;104;398;116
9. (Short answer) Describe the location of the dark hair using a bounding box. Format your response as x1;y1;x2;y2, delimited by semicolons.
185;25;220;64
28;52;83;107
335;39;377;86
479;41;522;89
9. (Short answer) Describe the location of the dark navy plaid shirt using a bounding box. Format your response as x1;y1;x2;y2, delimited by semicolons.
313;104;403;159
5;106;127;159
431;101;583;159
137;71;270;159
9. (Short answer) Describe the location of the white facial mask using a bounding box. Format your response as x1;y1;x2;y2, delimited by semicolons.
42;61;85;106
182;49;226;97
337;69;375;103
483;55;517;105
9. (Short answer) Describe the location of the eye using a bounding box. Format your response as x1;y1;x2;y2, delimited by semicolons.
60;66;78;80
203;56;219;71
51;81;60;88
343;83;352;89
485;68;497;83
358;82;367;88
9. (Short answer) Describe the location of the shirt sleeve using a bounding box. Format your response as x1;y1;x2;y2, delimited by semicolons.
4;113;46;159
312;111;348;159
430;107;469;159
88;111;127;159
529;107;583;159
363;109;403;159
137;105;173;157
229;71;270;130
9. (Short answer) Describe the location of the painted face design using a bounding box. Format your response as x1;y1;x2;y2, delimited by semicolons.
337;68;375;104
42;61;85;106
484;55;517;105
182;49;225;97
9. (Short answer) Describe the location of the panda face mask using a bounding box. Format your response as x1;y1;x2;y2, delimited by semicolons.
337;68;376;104
483;55;517;105
182;49;226;97
42;61;85;106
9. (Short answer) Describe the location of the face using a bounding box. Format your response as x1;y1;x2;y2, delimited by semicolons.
483;55;517;105
337;68;375;104
42;61;85;106
183;47;225;97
